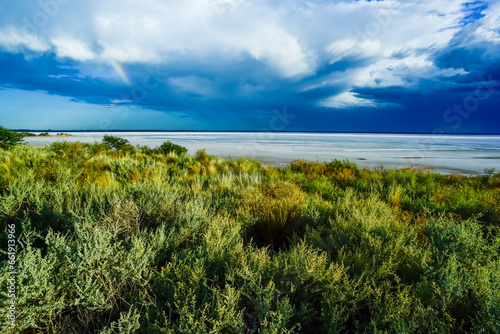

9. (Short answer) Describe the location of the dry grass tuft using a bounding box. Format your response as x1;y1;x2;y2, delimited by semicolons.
242;180;308;244
102;200;141;235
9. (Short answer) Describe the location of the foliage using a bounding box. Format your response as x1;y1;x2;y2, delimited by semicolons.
0;142;499;333
18;132;37;137
240;180;307;246
102;135;131;151
0;126;24;148
156;141;188;156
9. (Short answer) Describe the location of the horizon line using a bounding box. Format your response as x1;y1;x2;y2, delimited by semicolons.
11;129;500;136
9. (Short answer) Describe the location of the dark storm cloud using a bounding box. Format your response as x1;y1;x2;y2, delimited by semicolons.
0;0;498;132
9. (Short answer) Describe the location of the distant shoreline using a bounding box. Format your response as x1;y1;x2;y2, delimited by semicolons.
12;129;500;136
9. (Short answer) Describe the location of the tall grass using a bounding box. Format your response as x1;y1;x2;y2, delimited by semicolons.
0;142;499;333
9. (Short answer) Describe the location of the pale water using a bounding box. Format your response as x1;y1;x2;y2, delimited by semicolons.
25;132;500;175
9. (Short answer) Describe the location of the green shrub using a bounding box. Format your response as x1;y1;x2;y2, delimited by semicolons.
0;142;499;333
156;141;188;156
50;141;89;160
328;159;359;172
241;180;308;245
18;132;37;137
195;149;210;165
0;126;24;148
102;135;130;151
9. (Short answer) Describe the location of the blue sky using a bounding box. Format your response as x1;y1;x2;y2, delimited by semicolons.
0;0;499;132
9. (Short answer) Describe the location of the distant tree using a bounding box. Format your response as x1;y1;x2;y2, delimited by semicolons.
156;141;188;156
0;126;24;148
102;135;130;151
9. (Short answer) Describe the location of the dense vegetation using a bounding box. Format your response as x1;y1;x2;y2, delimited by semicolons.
0;127;24;149
0;138;499;333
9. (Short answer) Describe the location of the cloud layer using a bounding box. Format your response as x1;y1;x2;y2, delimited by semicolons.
0;0;499;132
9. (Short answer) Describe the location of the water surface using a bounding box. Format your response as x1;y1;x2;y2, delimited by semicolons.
25;132;500;175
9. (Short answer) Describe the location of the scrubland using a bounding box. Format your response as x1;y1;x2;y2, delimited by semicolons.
1;139;499;333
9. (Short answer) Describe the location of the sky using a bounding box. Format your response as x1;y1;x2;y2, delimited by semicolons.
0;0;499;133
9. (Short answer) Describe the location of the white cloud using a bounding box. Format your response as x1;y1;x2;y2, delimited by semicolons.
473;2;500;43
110;99;134;104
299;0;496;105
0;27;50;53
351;55;454;88
319;91;380;109
0;0;497;87
233;22;314;78
93;0;314;77
327;38;382;64
51;37;96;61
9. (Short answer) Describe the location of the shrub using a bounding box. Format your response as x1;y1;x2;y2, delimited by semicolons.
195;149;210;166
102;135;130;151
290;159;327;179
156;141;188;156
137;145;154;155
0;126;24;148
18;132;37;137
242;180;308;245
50;141;89;159
102;200;141;236
1;142;499;333
484;168;496;177
88;142;109;155
328;159;359;172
